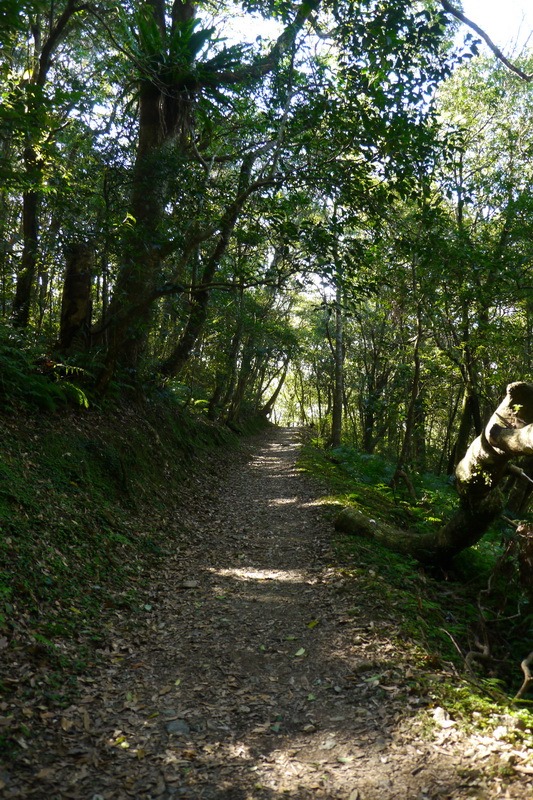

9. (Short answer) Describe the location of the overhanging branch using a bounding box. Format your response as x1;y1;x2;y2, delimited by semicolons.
440;0;533;82
212;0;320;86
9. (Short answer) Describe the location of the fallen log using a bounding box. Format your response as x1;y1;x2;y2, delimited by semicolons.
335;382;533;565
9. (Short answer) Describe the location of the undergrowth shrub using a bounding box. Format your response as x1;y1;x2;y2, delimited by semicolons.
300;440;533;701
0;324;88;410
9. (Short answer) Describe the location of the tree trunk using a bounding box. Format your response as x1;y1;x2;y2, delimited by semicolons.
413;393;426;471
437;388;461;475
335;382;533;565
207;373;226;420
330;284;344;448
11;1;84;327
160;286;210;378
12;146;40;327
506;457;533;514
159;156;257;379
390;306;422;488
96;77;169;385
217;310;245;416
448;385;482;473
226;338;254;424
295;366;308;424
57;243;93;352
360;371;389;455
260;360;289;417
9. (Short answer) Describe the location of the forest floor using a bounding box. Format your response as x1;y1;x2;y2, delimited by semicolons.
3;426;533;799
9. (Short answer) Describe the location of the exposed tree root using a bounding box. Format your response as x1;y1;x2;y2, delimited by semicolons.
515;652;533;700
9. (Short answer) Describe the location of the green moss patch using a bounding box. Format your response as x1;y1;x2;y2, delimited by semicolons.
298;439;533;729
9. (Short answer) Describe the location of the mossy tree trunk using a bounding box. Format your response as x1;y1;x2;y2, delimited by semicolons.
95;0;320;391
57;243;93;352
12;1;85;328
335;382;533;565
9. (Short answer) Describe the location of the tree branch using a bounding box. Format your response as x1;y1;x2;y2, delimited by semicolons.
36;0;88;85
489;423;533;456
440;0;533;82
515;651;533;699
456;382;533;492
211;0;320;86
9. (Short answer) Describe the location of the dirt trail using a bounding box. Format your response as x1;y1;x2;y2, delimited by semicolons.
5;427;533;798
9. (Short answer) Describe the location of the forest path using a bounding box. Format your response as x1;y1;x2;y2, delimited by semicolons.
9;427;528;799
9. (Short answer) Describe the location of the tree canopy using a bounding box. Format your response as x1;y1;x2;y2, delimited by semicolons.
2;1;533;501
5;1;533;738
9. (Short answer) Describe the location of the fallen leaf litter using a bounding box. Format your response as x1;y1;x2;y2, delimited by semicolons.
2;427;533;799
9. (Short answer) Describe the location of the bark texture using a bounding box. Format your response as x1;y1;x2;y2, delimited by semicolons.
335;382;533;565
58;243;93;352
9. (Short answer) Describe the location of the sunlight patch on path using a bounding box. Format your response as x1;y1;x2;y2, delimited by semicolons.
208;566;306;582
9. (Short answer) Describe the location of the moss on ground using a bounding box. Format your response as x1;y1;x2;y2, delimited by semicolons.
298;438;533;731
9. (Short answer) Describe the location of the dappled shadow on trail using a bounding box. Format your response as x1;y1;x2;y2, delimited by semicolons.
6;429;528;799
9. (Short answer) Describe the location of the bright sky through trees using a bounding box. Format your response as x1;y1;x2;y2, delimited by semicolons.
226;2;533;57
462;0;533;52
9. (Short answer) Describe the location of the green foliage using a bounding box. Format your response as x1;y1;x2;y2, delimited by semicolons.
158;379;211;413
326;445;459;535
126;5;218;70
331;445;395;485
299;439;533;708
0;325;89;411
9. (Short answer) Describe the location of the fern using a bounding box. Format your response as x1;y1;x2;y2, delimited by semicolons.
0;324;89;411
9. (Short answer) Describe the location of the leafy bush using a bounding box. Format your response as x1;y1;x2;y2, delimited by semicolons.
300;439;533;702
0;324;88;410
